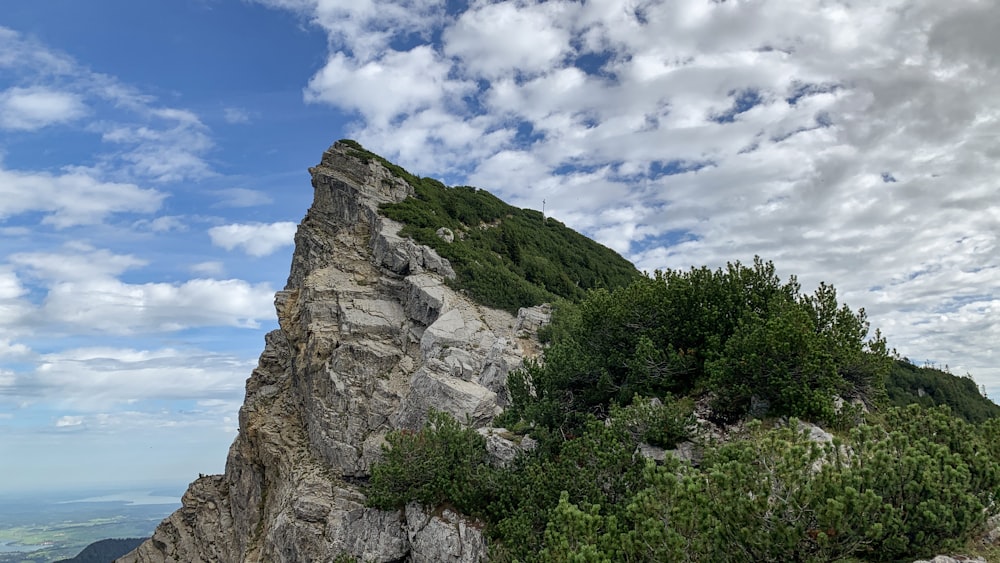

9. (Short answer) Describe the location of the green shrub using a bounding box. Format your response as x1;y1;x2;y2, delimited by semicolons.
366;411;492;514
505;258;891;434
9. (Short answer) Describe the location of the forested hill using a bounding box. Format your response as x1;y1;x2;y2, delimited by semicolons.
340;140;642;313
54;538;145;563
886;359;1000;423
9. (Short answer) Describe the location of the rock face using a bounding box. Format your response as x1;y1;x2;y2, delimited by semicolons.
119;142;546;563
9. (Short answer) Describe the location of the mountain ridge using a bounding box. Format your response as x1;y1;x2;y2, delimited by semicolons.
117;140;556;562
116;141;1000;563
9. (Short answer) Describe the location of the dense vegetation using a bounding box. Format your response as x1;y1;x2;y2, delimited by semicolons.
340;140;641;313
885;359;1000;423
369;405;1000;562
53;537;146;563
501;258;892;430
351;143;1000;562
364;265;1000;562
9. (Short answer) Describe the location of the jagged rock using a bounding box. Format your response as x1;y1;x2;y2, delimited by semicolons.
405;503;488;563
118;141;544;563
635;441;702;466
912;557;986;563
477;427;536;468
796;420;834;444
667;441;702;465
514;304;551;335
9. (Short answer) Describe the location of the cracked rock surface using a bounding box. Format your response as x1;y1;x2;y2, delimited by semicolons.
118;142;546;563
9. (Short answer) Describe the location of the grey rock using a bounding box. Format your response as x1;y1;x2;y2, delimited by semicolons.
666;441;702;465
118;140;543;563
436;227;455;243
796;420;834;443
636;443;667;463
405;503;488;563
477;427;537;468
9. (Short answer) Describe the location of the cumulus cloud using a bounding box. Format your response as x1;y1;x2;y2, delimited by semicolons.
0;269;35;334
0;26;216;184
0;87;87;130
0;166;164;228
101;108;215;182
15;347;252;409
208;221;297;257
9;245;276;334
256;0;1000;390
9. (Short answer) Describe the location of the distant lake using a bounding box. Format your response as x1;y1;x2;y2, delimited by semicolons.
0;486;183;562
61;490;181;505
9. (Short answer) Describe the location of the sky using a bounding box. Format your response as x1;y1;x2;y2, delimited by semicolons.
1;0;998;495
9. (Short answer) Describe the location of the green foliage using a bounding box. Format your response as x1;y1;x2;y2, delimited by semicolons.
366;411;492;514
336;141;639;313
366;409;1000;562
339;148;1000;561
886;359;1000;423
533;408;999;563
485;415;650;561
506;257;892;432
607;396;696;449
846;405;996;559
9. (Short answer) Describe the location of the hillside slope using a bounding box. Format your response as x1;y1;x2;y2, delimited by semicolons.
117;140;607;563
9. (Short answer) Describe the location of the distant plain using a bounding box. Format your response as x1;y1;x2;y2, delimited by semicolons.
0;488;181;562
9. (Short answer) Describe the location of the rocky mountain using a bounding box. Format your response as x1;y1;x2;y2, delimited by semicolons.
118;141;548;563
116;141;1000;563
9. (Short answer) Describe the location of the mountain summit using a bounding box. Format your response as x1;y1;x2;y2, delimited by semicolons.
118;141;571;562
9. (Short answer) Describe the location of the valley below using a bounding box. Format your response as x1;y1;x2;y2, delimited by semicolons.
0;489;180;562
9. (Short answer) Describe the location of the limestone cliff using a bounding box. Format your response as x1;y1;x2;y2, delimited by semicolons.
119;141;546;563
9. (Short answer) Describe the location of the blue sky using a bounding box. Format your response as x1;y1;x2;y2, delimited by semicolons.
2;0;999;495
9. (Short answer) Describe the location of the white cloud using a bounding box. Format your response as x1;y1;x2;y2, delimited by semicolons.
223;107;251;124
39;277;275;333
191;261;225;277
10;245;276;334
0;87;87;130
101;110;215;182
0;339;31;358
257;0;446;60
135;215;187;233
444;1;572;80
0;269;34;334
1;346;254;413
305;46;472;128
12;244;147;282
208;221;297;257
212;187;273;208
0;26;77;74
0;166;164;228
257;0;1000;391
0;26;216;185
56;415;84;427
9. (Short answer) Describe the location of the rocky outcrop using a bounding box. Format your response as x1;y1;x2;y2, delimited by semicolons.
119;142;545;563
